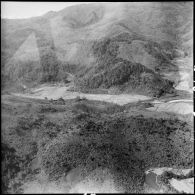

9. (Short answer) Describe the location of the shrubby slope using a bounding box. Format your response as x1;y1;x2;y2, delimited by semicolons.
1;96;193;193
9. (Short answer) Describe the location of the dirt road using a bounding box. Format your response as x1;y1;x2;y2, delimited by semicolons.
12;85;151;105
11;84;193;114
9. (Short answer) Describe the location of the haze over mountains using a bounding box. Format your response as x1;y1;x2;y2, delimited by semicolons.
1;2;193;96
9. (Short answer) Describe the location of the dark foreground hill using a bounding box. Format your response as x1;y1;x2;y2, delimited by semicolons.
1;95;193;193
1;2;193;97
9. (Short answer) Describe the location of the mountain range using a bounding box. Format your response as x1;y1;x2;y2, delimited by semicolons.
1;2;193;97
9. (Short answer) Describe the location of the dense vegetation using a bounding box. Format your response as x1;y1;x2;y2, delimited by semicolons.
2;32;176;98
1;96;193;193
75;37;175;97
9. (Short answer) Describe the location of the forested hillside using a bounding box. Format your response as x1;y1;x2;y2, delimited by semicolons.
1;2;193;96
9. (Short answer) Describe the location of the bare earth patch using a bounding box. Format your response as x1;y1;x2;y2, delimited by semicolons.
12;85;151;105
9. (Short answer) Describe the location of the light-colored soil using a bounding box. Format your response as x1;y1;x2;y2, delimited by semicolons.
12;85;151;105
145;167;193;176
147;101;193;115
145;167;194;194
174;57;193;93
69;168;122;193
169;178;194;194
22;168;122;193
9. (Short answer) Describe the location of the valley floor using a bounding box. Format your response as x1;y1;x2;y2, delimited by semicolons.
11;84;193;115
12;84;151;105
